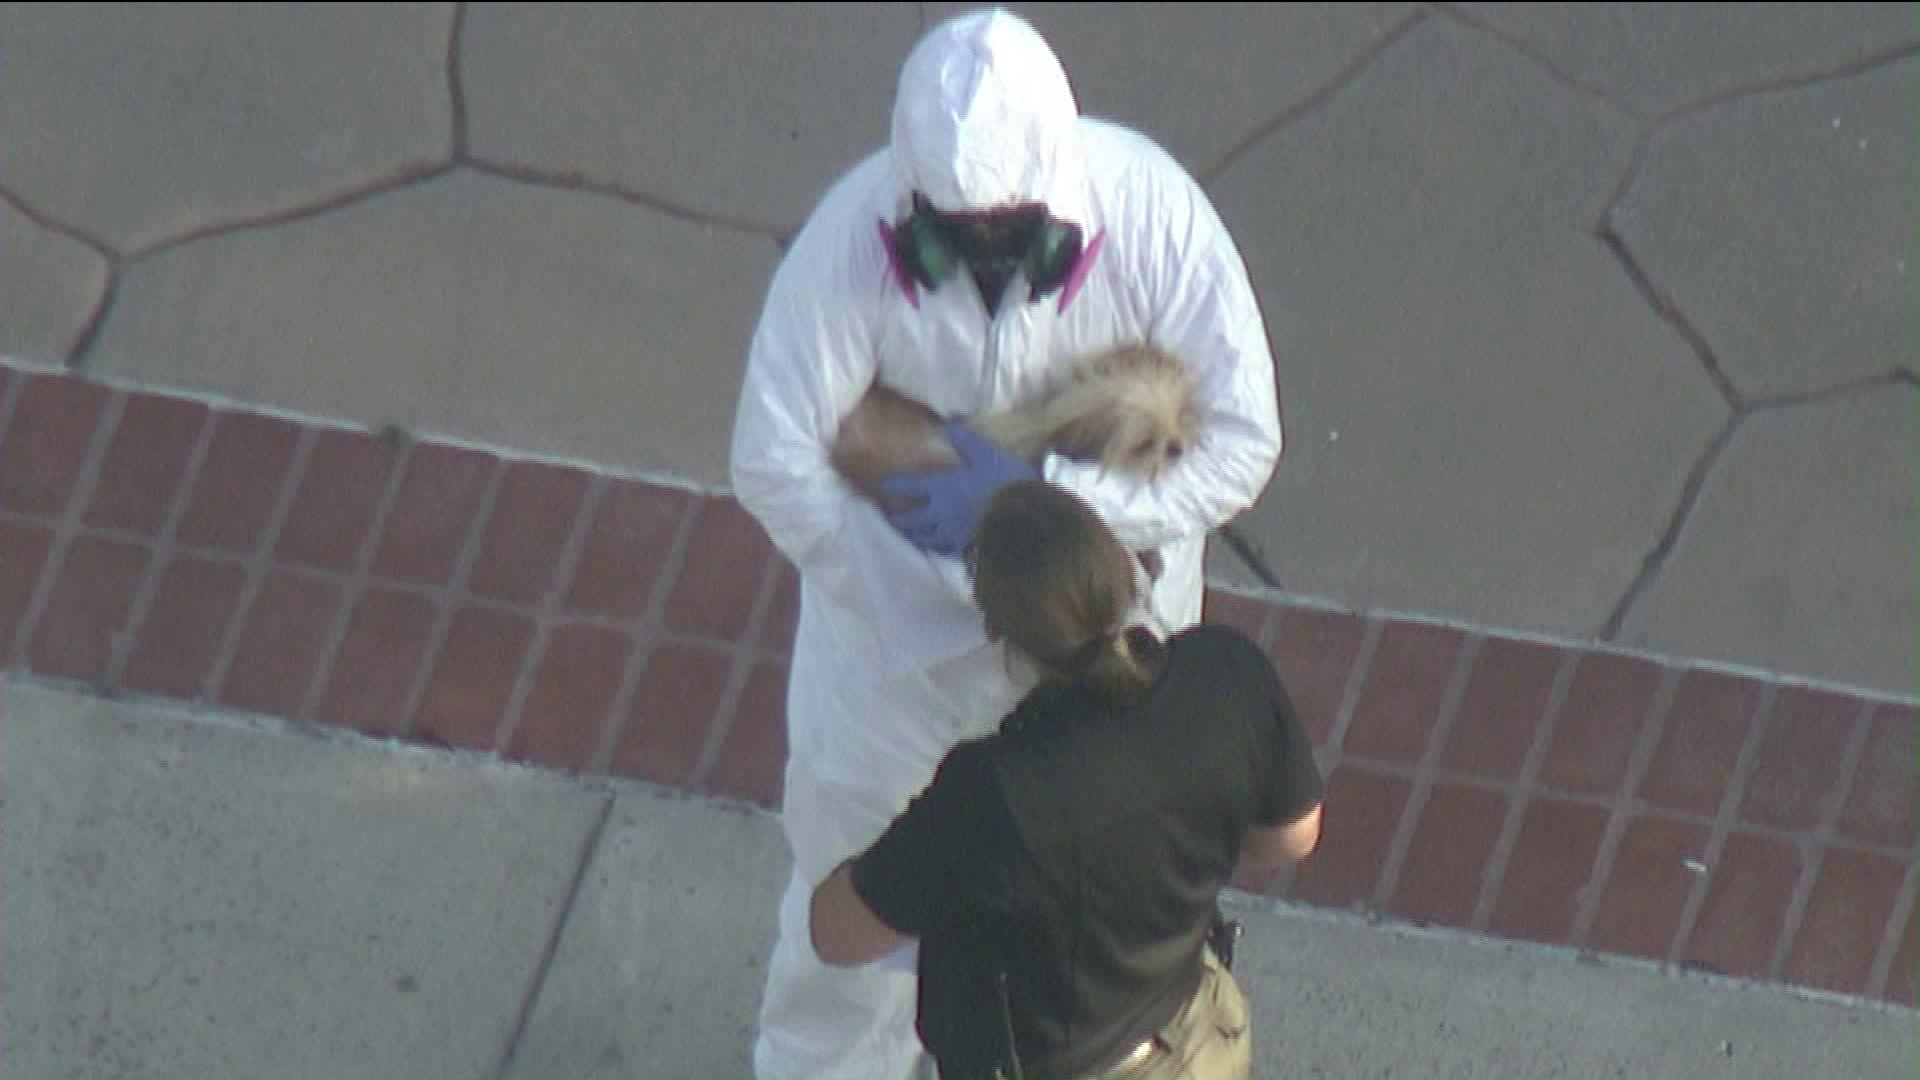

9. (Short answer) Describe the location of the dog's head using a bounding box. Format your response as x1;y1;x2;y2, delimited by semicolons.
1047;346;1200;482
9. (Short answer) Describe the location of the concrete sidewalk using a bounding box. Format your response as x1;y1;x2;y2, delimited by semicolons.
4;673;1913;1080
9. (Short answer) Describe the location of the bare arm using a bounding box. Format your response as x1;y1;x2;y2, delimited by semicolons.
808;746;1009;968
1236;802;1323;879
809;858;912;968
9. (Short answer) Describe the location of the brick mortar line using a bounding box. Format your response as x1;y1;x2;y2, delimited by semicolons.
1568;664;1686;947
3;472;1906;852
1338;749;1918;864
2;506;799;670
1665;683;1781;969
491;474;611;755
0;368;26;612
0;354;737;509
1366;632;1483;913
1319;615;1386;758
7;355;1914;711
1467;648;1583;931
292;434;419;726
1215;569;1920;709
1269;614;1384;900
102;404;222;692
1210;591;1285;890
586;492;706;776
6;386;126;673
201;428;320;705
1865;858;1920;1000
687;527;785;788
1765;698;1879;981
393;456;509;741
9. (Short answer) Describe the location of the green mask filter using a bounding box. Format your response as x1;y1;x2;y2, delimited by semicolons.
893;192;1084;317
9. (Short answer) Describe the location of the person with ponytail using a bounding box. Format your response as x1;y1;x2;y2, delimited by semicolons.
808;479;1326;1080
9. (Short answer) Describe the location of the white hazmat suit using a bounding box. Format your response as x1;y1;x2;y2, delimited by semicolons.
727;9;1284;1079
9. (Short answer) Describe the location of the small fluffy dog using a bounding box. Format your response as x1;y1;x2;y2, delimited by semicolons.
831;343;1199;577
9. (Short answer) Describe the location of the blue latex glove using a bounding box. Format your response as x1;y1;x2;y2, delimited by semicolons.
879;419;1038;557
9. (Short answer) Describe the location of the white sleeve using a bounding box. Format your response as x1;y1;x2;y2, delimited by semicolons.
728;194;987;658
1041;162;1284;551
728;212;884;619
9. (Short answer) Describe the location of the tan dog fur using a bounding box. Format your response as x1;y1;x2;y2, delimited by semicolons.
830;343;1199;577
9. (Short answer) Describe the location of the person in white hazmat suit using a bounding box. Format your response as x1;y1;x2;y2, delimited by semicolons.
727;8;1283;1079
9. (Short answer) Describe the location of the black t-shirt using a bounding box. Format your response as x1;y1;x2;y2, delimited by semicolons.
850;622;1325;1080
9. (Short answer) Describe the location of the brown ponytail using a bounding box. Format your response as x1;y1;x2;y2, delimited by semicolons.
969;481;1159;707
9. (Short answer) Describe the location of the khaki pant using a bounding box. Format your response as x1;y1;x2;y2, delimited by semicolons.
1093;946;1252;1080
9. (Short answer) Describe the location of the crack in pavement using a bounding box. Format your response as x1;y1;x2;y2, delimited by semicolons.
1429;2;1642;119
1655;39;1920;124
1592;165;1742;641
1596;121;1654;233
1599;411;1742;641
0;182;122;370
1199;6;1429;187
0;182;120;261
1596;221;1742;409
65;265;122;372
446;1;470;161
1747;368;1920;412
461;157;789;242
1589;31;1917;639
115;151;784;271
1599;364;1916;642
1430;5;1917;125
491;789;616;1080
125;160;459;263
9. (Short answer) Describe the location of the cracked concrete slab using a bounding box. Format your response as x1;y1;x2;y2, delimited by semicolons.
86;169;779;488
0;2;453;254
1612;57;1919;400
1452;2;1920;117
461;2;922;233
1617;385;1919;698
1207;18;1728;635
922;2;1419;177
0;676;607;1080
0;196;111;364
501;791;788;1080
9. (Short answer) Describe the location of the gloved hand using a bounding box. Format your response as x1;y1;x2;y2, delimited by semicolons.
879;419;1037;557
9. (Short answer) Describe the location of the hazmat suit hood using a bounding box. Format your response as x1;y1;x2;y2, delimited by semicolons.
888;8;1090;226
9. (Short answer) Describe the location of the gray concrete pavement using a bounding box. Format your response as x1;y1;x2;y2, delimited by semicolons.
84;169;781;484
1611;56;1918;400
0;3;453;255
4;675;1913;1080
1206;14;1729;640
0;2;1912;694
1618;384;1920;695
1450;2;1919;118
0;676;608;1080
